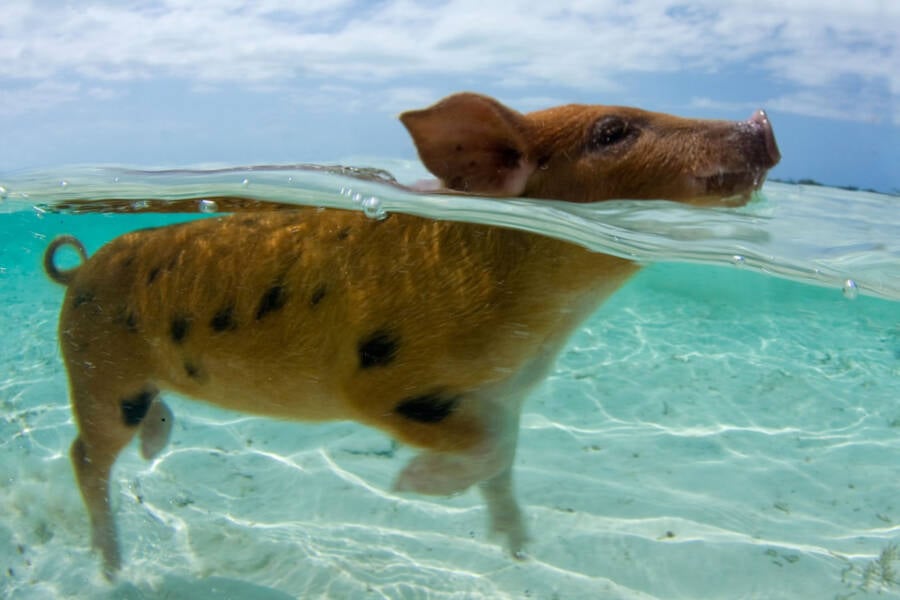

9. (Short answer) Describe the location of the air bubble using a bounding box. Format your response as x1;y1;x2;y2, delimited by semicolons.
731;255;746;267
198;199;218;213
0;185;7;200
842;279;859;300
352;192;363;204
60;180;69;187
361;196;387;220
131;200;150;210
241;178;250;186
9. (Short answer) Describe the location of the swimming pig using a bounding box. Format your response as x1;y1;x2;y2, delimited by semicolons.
44;92;780;578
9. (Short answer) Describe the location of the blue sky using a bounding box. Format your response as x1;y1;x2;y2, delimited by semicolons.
1;0;897;192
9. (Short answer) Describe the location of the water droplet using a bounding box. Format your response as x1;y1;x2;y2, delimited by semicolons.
352;192;363;204
241;178;250;186
287;176;294;183
60;180;69;187
114;176;120;183
198;199;218;213
131;200;150;210
361;196;387;220
731;255;746;267
842;279;859;300
0;185;7;200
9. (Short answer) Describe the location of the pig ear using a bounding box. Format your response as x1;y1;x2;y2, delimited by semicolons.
400;93;535;196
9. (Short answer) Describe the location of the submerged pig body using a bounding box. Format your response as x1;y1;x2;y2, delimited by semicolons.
45;92;779;577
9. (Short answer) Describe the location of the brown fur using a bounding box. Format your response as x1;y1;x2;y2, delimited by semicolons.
45;92;779;578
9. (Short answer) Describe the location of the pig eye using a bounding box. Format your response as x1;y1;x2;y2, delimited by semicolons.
589;116;632;149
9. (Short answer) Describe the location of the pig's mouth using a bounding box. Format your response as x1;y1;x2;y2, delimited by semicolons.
699;167;770;197
691;109;781;204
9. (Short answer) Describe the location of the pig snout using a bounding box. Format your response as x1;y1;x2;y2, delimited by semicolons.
747;109;781;168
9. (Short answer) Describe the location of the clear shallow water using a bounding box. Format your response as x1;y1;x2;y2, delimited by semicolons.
0;162;898;599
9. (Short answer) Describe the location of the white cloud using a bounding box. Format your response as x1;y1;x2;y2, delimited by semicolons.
0;0;896;122
690;97;756;114
766;89;896;125
376;87;442;113
86;86;125;101
692;90;894;125
0;81;82;116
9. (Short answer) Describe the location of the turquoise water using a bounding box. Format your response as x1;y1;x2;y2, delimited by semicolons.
1;163;898;599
